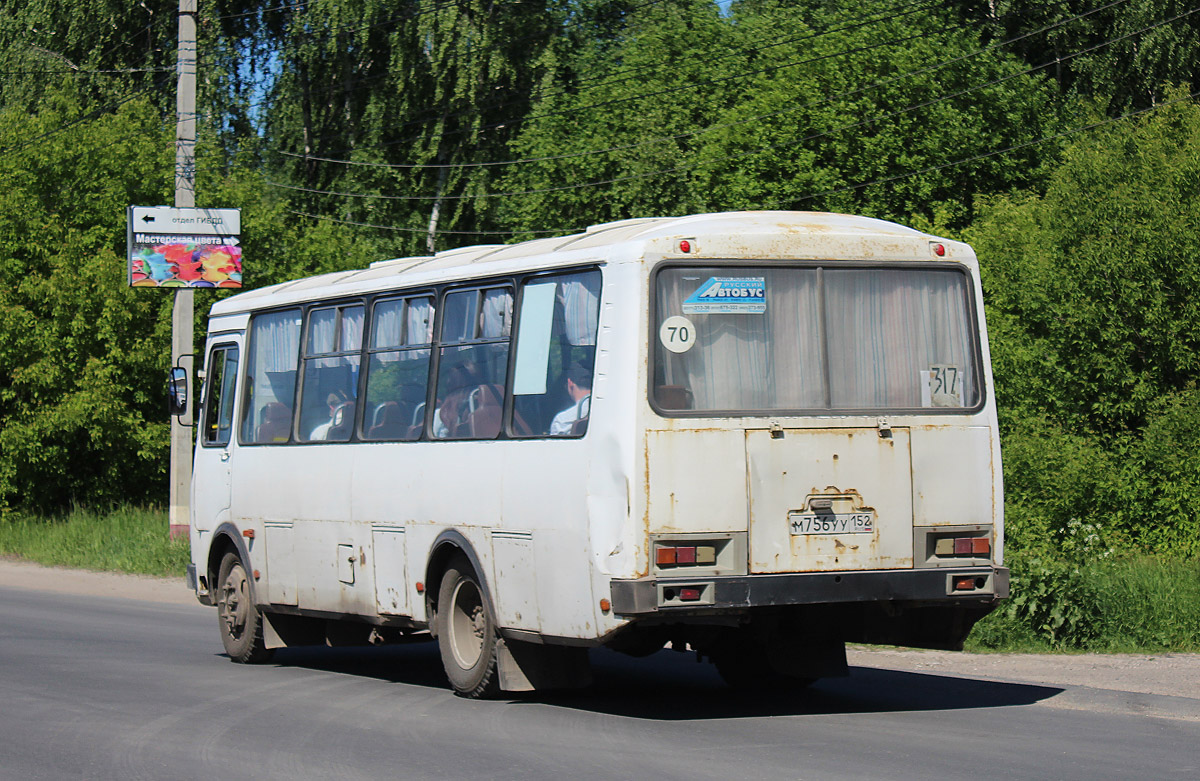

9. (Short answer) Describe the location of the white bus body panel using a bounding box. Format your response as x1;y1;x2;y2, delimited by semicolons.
189;212;1004;645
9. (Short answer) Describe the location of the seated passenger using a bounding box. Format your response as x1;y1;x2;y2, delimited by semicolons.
256;402;292;442
432;388;467;438
433;366;478;439
550;366;592;436
310;391;350;440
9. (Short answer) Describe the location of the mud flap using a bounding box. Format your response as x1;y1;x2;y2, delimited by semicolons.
262;612;324;650
496;637;593;692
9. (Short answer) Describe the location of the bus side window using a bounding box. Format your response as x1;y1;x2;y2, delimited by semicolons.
510;270;601;437
240;309;302;444
297;304;364;443
362;296;434;441
431;287;512;440
201;345;239;447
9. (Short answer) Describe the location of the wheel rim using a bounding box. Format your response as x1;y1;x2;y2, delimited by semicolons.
219;563;250;641
447;578;486;670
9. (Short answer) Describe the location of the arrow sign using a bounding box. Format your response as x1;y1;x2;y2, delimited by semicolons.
127;206;243;289
129;206;240;235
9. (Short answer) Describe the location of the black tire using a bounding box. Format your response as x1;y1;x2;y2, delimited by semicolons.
216;551;274;664
436;555;501;698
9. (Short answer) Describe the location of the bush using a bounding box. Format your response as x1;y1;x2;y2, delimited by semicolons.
968;553;1200;652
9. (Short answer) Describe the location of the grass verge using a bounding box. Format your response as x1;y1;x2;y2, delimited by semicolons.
0;506;187;577
966;554;1200;653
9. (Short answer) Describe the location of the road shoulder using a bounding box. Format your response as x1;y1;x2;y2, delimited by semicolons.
847;646;1200;721
0;554;200;608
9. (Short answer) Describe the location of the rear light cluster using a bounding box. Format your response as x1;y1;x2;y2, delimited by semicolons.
954;576;988;592
656;545;717;567
651;534;745;581
935;536;990;558
658;581;714;607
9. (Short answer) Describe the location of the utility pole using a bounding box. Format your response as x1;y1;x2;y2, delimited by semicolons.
169;0;197;540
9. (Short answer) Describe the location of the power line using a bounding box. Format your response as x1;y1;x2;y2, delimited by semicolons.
271;0;961;163
524;0;939;106
269;0;1123;171
268;0;1172;204
278;0;1126;174
0;79;169;158
304;86;1200;240
0;66;174;76
287;210;577;236
214;1;311;22
202;0;674;153
778;87;1200;209
206;0;1020;169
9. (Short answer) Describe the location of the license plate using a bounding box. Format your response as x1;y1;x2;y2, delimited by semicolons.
788;511;874;535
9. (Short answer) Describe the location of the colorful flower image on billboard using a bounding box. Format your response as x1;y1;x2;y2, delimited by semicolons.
130;242;243;288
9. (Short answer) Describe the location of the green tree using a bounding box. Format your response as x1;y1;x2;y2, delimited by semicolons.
499;0;1061;232
969;90;1200;555
0;0;173;114
0;82;381;515
0;90;174;513
261;0;564;253
948;0;1200;114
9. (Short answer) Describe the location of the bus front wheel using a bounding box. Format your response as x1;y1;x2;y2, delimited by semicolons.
436;556;501;699
216;551;273;664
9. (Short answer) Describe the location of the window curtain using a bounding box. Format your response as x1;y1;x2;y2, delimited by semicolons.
655;267;975;412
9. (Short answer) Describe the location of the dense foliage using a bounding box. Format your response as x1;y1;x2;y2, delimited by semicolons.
1;0;1199;576
970;90;1200;557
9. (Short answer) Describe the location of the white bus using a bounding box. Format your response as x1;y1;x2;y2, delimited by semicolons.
179;211;1007;697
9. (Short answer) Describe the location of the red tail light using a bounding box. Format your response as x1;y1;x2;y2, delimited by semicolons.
655;541;723;569
935;535;992;559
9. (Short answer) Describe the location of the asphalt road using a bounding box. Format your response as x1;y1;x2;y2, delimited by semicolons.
1;584;1197;781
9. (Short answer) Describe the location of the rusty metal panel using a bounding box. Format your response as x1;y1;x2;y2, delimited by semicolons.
490;530;539;631
262;520;297;605
646;429;748;534
371;526;408;615
910;426;994;527
746;428;914;573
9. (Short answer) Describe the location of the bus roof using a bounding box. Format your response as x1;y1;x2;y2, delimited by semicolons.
209;211;941;316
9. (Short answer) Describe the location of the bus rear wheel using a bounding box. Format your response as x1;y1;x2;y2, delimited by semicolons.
216;551;273;664
436;556;501;699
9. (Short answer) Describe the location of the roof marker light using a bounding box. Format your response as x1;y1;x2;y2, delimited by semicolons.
678;239;691;253
932;243;946;257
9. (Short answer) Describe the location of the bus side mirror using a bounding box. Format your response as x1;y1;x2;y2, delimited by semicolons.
167;367;188;417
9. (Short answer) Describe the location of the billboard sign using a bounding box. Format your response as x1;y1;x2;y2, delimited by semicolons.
127;206;243;288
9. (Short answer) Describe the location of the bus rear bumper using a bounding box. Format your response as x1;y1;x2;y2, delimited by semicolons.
609;566;1009;616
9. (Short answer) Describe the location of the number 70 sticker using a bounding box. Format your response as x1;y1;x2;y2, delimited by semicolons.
660;315;697;354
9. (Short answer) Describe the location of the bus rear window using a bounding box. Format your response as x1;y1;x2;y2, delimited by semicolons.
653;265;980;414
